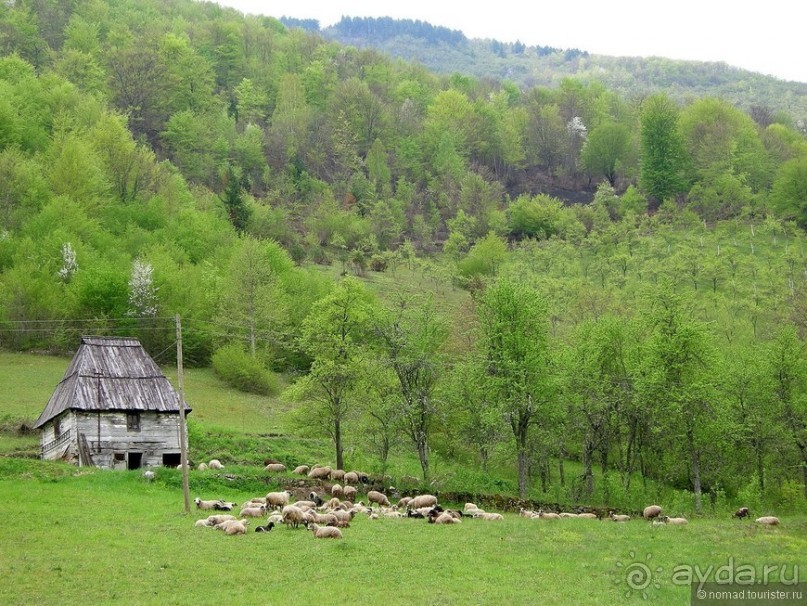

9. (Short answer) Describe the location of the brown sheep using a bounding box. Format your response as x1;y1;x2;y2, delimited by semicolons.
643;505;663;520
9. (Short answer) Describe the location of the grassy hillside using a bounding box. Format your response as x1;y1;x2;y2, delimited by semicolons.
0;459;804;605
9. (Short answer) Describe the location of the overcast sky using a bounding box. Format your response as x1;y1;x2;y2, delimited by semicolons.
212;0;806;84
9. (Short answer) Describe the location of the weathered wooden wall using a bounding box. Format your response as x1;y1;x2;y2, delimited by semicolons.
41;411;186;469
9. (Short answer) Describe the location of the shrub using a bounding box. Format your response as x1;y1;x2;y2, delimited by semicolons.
211;343;279;395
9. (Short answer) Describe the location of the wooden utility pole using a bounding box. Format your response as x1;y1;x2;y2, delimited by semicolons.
176;314;191;514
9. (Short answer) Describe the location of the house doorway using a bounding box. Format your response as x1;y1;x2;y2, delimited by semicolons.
162;453;180;467
128;452;143;470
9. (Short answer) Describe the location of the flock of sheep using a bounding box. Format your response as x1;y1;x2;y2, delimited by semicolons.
184;462;782;538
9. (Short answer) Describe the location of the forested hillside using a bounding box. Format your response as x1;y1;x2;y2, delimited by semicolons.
1;0;806;512
318;16;807;125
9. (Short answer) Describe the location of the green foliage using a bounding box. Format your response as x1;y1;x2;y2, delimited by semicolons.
211;342;278;396
639;94;689;201
770;157;807;228
507;194;565;240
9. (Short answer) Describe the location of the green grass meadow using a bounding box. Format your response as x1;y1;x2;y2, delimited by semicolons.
1;351;806;605
0;460;804;606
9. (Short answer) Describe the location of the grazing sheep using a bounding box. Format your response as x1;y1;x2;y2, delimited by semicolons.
577;513;599;519
407;494;438;509
323;497;343;510
343;486;357;501
208;459;224;470
294;500;317;511
293;465;310;475
308;523;342;539
643;505;663;520
519;508;536;518
609;511;631;522
240;504;267;518
249;497;268;505
367;491;391;507
330;484;344;499
666;516;688;525
197;463;208;471
308;466;332;480
464;503;480;513
651;518;667;528
330;469;345;482
755;516;780;526
214;501;238;511
733;507;750;519
281;505;306;529
264;463;286;473
308;492;324;506
267;513;283;525
194;497;221;511
395;497;413;510
265;491;292;509
255;522;275;533
332;510;354;523
343;471;359;485
142;470;155;481
559;512;579;518
306;511;338;526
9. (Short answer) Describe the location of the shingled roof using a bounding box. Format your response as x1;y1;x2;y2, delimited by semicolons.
34;336;190;429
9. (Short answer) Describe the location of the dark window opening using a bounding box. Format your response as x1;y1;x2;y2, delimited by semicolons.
114;453;125;462
162;453;181;467
126;412;141;432
128;452;142;470
53;417;62;438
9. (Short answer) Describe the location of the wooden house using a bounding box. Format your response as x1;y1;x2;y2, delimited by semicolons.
34;336;191;469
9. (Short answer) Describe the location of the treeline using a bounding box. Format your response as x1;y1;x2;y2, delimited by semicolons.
329;16;467;46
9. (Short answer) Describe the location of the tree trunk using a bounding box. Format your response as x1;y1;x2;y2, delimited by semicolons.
582;438;595;497
558;451;565;488
517;445;529;499
416;433;429;481
334;417;343;471
688;428;703;514
753;438;764;491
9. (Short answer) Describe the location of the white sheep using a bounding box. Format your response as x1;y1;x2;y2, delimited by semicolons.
206;514;236;526
282;505;306;529
559;512;579;518
265;491;292;509
194;519;213;528
208;459;224;470
366;491;390;507
222;519;249;535
407;494;437;509
294;500;317;510
609;511;631;522
293;465;310;475
239;504;267;517
519;508;536;518
651;518;667;528
431;512;461;524
537;510;561;520
464;503;480;513
343;471;359;485
643;505;663;520
305;511;338;526
308;523;342;539
332;510;354;523
755;516;780;526
330;484;344;499
396;497;413;510
665;516;688;525
330;469;345;482
264;463;286;473
342;486;357;502
267;513;283;525
142;470;155;481
577;513;599;519
194;497;220;511
308;466;332;480
474;512;503;521
197;462;208;471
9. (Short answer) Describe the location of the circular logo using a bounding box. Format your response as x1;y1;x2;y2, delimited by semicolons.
614;551;663;599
